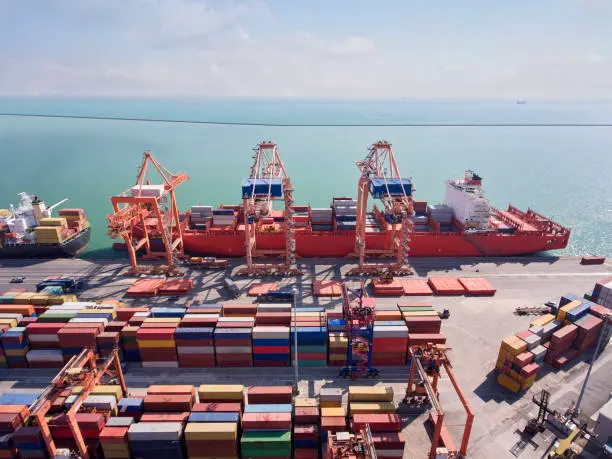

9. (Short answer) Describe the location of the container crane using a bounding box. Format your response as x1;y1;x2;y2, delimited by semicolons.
400;344;474;459
348;141;414;277
28;348;127;459
236;141;301;276
107;151;188;276
326;426;378;459
339;280;379;379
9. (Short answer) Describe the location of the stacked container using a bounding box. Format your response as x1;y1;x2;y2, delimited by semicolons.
256;303;291;326
1;327;29;368
372;321;408;366
320;388;346;445
426;204;454;224
252;326;290;367
120;326;140;362
328;331;348;367
294;398;320;459
590;276;612;308
214;320;253;367
128;422;184;459
545;324;579;368
185;422;239;459
175;327;215;367
100;425;131;459
211;209;235;228
190;205;212;229
136;320;178;368
495;335;527;392
292;322;328;367
333;197;357;230
311;208;333;231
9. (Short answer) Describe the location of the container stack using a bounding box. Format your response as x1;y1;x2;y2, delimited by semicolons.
144;385;195;414
190;205;213;230
120;326;140;362
198;385;245;407
58;322;103;361
348;386;395;417
25;322;63;349
545;324;579;369
26;349;65;368
311;208;333;231
292;323;328;367
590;276;612;308
34;217;68;245
294;398;320;459
212;209;235;228
136;322;178;368
252;326;290;367
495;335;528;392
100;425;131;459
255;303;291;325
117;398;144;420
185;422;239;459
333;198;357;231
1;327;29;368
371;321;408;366
97;331;121;359
573;314;604;353
320;388;346;443
328;331;348;367
214;320;253;367
175;327;215;367
128;422;184;459
58;208;88;232
426;204;454;224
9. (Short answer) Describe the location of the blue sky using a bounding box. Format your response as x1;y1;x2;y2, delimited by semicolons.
0;0;610;97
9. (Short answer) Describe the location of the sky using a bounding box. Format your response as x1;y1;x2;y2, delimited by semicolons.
0;0;611;98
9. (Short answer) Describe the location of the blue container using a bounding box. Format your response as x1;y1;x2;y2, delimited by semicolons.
566;303;591;322
559;293;582;307
188;412;240;423
243;404;292;413
369;178;412;198
118;397;144;415
242;178;283;198
189;304;222;309
0;393;41;405
212;209;235;216
150;307;186;318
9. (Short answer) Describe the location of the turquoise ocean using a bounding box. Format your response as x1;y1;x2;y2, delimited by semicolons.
0;98;610;258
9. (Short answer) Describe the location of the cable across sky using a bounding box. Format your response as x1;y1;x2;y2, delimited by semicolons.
1;112;612;127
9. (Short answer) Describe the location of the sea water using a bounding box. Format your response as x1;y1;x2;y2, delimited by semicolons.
0;97;610;257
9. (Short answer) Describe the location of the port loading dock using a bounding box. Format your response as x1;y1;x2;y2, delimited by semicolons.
0;255;610;458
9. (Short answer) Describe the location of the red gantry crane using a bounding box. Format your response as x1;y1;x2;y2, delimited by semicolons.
236;141;301;276
401;344;474;459
107;151;188;276
348;140;414;277
28;348;127;459
326;426;378;459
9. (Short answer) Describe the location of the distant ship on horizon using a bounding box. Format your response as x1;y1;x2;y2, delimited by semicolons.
517;100;527;105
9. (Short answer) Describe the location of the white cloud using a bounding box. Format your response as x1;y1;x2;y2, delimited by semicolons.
0;0;611;98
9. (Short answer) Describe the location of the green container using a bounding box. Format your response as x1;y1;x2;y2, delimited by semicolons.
241;431;291;457
294;344;327;353
297;360;327;367
400;307;434;312
37;313;76;323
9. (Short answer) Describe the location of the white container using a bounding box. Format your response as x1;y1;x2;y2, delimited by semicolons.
128;422;183;441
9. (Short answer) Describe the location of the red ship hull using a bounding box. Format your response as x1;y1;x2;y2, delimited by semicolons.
176;205;570;258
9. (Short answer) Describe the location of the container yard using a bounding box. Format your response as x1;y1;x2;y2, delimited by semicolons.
0;255;609;458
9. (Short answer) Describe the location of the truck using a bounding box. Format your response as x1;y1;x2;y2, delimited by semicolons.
256;285;295;303
35;276;82;293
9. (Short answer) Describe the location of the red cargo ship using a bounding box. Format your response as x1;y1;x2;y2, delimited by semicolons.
171;170;569;258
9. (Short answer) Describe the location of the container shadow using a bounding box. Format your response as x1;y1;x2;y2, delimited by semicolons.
409;255;562;277
473;370;524;405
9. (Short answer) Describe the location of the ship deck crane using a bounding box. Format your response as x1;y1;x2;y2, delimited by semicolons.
339;280;379;379
236;141;301;276
28;348;127;459
401;344;474;459
348;140;414;277
107;151;188;276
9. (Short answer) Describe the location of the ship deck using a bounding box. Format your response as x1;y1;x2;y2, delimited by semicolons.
0;256;610;458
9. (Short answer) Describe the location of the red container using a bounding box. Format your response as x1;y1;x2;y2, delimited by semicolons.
551;324;578;344
255;312;291;325
408;333;447;346
519;362;540;378
254;361;289;367
515;330;533;341
403;316;441;333
216;321;254;329
178;355;216;367
351;414;401;432
242;412;291;430
99;426;128;442
247;386;292;404
222;304;258;316
144;394;193;412
294;448;319;459
371;432;405;450
514;351;534;367
294;424;318;440
137;328;176;340
295;407;319;424
148;385;195;396
253;346;290;354
0;413;23;432
26;323;65;334
321;416;347;432
138;349;178;361
589;304;612;321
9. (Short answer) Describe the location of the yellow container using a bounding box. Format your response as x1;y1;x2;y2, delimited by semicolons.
348;385;394;402
0;209;10;217
0;319;18;328
320;400;342;408
294;398;319;407
47;296;65;305
184;422;238;441
137;340;176;348
198;385;244;402
530;313;555;327
557;300;581;322
329;336;348;347
349;402;396;414
91;385;123;402
497;373;521;393
39;217;67;227
501;336;527;355
30;295;50;306
328;354;347;361
321;407;346;417
14;293;36;304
